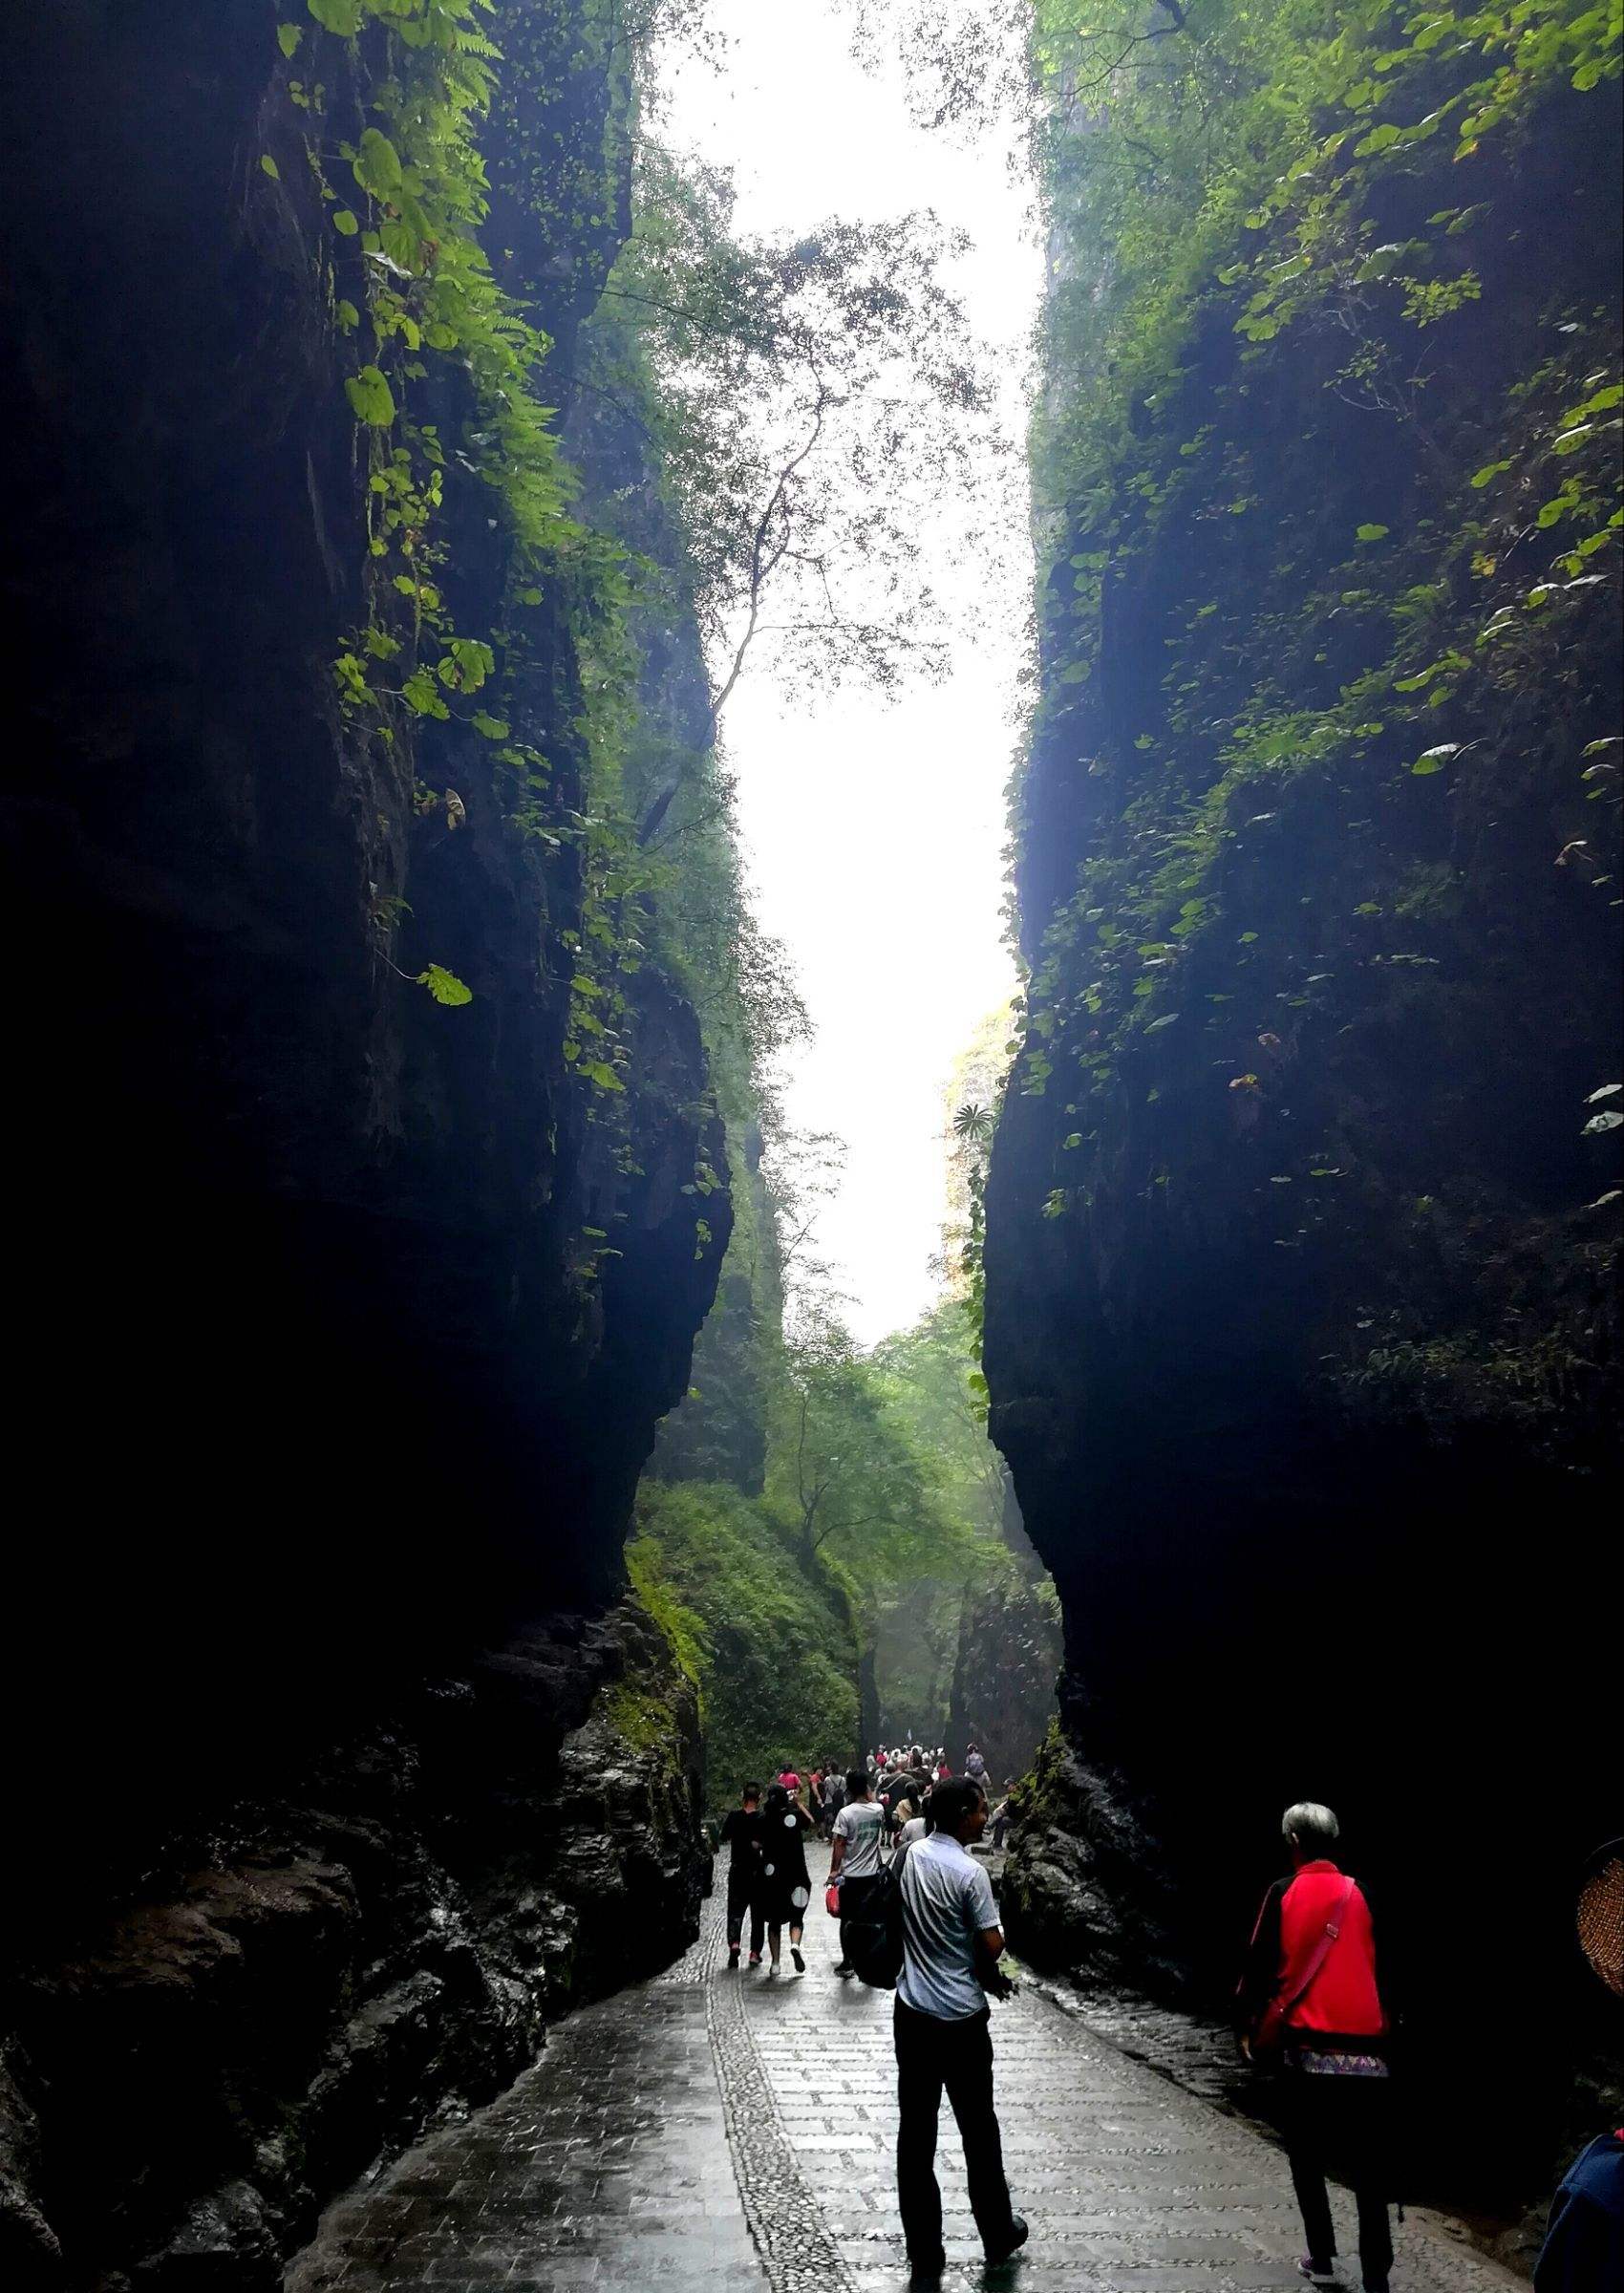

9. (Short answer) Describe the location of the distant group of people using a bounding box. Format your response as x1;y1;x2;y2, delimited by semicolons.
719;1746;1005;1981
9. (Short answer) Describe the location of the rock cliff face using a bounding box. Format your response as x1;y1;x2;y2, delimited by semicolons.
986;3;1622;2219
6;1604;703;2290
1;4;725;2282
947;1502;1061;1794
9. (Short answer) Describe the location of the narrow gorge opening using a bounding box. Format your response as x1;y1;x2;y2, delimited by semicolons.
1;3;1617;2290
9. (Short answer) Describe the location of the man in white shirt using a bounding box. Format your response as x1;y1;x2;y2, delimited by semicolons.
894;1778;1026;2279
829;1767;887;1978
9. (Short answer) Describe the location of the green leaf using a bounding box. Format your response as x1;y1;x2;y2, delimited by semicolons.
380;216;418;269
1356;523;1390;544
344;365;395;425
402;668;449;719
308;0;363;31
417;964;473;1007
1412;743;1462;775
583;1061;626;1092
353;128;403;199
277;24;302;56
260;154;281;181
1564;384;1623;422
332;207;359;236
471;712;511;739
334;298;360;332
437;637;495;692
1469;461;1511;487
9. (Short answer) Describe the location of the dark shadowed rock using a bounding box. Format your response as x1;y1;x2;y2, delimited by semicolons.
10;1601;706;2288
985;23;1623;2231
0;5;724;2285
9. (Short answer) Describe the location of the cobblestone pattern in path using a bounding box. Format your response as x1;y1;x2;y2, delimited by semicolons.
286;1839;1532;2293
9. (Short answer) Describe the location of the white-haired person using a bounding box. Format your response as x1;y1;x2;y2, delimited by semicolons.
1236;1802;1394;2293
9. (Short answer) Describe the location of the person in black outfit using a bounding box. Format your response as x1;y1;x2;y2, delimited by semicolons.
759;1781;814;1974
720;1781;765;1969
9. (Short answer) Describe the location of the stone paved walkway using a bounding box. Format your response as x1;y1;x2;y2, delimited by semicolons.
286;1844;1529;2293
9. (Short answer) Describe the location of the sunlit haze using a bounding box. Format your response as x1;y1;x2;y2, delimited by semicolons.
661;4;1039;1346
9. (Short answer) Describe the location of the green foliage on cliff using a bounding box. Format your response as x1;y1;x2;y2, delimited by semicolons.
273;0;645;1044
1005;0;1621;1397
637;1266;1034;1804
629;1481;862;1806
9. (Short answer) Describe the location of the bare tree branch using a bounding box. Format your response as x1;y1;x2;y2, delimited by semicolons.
706;360;837;737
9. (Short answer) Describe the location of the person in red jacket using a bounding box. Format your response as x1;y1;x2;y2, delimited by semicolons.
1237;1802;1393;2293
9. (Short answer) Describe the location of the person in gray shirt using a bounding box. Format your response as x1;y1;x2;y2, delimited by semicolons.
892;1811;928;1880
894;1778;1026;2279
830;1767;887;1977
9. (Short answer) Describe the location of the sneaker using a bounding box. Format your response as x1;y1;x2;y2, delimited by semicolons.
1297;2263;1336;2284
832;1960;854;1979
986;2216;1029;2265
790;1946;805;1973
727;1946;739;1968
1363;2281;1388;2292
907;2249;947;2282
748;1953;761;1966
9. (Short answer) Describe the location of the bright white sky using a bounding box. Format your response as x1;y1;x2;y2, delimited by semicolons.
661;4;1039;1346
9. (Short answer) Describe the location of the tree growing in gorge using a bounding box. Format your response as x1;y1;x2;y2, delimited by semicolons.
599;139;1008;748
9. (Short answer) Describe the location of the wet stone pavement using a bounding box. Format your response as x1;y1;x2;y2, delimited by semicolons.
286;1843;1528;2293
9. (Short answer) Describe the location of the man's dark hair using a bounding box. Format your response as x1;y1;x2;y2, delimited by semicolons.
742;1781;761;1802
930;1778;981;1837
846;1767;870;1800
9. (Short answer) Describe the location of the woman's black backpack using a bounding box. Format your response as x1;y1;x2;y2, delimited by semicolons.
845;1862;906;1988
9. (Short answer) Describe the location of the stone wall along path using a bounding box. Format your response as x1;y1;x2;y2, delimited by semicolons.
286;1842;1531;2292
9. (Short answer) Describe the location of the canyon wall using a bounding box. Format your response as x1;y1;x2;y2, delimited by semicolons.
947;1498;1061;1794
987;0;1622;2224
0;3;730;2281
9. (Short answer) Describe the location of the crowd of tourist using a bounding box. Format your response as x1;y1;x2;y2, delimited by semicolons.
718;1759;1622;2289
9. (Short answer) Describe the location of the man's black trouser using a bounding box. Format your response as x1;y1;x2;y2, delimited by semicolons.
725;1870;763;1956
894;1998;1015;2261
837;1871;882;1965
1281;2069;1394;2282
